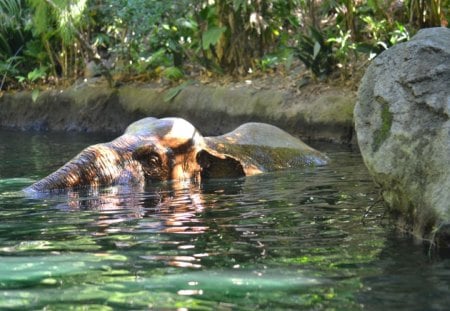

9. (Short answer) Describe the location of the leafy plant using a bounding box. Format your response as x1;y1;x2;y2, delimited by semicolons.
358;15;411;58
30;67;44;82
26;0;91;81
327;26;357;76
0;47;24;90
294;27;335;78
388;22;410;46
0;0;26;55
0;0;34;88
258;48;295;72
0;0;444;88
17;66;47;83
201;26;226;50
162;66;184;81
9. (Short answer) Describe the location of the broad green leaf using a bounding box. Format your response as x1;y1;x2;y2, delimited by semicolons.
202;26;226;50
163;80;194;102
313;41;321;60
233;0;246;10
27;67;46;82
31;89;40;103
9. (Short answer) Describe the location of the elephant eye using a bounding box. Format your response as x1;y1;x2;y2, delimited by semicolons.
149;154;160;165
133;147;161;167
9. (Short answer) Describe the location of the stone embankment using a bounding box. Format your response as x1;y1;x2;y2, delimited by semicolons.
0;80;355;144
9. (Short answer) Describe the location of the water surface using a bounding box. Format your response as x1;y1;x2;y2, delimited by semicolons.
0;130;449;310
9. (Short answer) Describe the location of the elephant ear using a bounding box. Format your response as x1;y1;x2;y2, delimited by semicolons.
196;149;246;179
200;123;329;177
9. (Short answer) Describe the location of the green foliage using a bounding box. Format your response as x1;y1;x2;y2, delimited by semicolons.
0;0;25;54
163;80;194;102
162;66;184;81
95;0;193;77
357;14;411;57
17;66;47;83
295;27;335;78
201;0;301;74
25;0;91;81
202;26;226;50
0;0;29;89
1;0;446;86
328;26;354;60
292;0;420;78
0;53;23;87
257;47;295;73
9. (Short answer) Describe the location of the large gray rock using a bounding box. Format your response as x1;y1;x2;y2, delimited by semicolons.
354;27;450;245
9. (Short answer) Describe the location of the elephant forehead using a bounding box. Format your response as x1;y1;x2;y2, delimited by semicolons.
125;117;197;139
158;118;202;148
126;117;202;149
124;117;158;135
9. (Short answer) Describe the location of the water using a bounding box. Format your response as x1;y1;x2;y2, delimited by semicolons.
1;130;450;310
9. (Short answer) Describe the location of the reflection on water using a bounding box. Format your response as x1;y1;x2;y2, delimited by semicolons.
0;130;449;310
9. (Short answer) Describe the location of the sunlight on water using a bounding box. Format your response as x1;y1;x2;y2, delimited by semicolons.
0;178;35;186
1;131;449;310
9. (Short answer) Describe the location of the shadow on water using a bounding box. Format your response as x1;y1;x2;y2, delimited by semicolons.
1;130;450;310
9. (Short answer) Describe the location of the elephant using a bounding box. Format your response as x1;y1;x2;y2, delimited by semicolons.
24;117;329;193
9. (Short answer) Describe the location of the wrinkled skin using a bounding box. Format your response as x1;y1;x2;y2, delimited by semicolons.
24;117;329;193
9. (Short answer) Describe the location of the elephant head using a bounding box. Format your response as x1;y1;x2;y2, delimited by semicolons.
24;117;329;193
25;117;203;193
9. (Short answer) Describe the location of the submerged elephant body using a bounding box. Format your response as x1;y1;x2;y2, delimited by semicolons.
25;117;329;193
